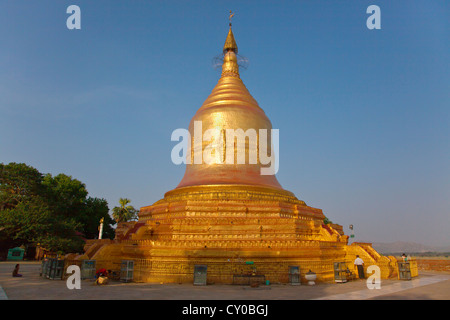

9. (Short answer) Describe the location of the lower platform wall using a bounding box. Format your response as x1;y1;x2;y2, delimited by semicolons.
68;257;400;284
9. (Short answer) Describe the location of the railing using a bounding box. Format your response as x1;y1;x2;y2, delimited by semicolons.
398;259;418;279
40;258;65;280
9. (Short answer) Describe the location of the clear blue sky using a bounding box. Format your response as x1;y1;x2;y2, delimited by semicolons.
1;1;448;246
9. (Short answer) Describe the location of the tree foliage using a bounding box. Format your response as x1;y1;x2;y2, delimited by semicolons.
0;197;84;253
42;173;88;218
83;197;115;239
0;162;115;255
112;198;138;223
0;163;44;210
41;173;115;239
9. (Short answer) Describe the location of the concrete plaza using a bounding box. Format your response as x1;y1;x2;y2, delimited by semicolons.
1;261;449;300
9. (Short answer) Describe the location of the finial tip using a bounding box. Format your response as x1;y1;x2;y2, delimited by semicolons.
229;10;235;26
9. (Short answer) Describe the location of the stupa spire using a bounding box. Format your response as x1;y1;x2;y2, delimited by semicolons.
223;24;238;53
175;12;283;190
222;11;240;78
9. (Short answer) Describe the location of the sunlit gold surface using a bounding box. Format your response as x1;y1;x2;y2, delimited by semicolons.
223;26;238;54
77;25;401;284
177;26;282;190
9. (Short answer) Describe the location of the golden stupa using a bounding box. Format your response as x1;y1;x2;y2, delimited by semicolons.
78;21;406;284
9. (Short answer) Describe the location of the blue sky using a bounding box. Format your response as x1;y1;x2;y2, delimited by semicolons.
0;1;448;246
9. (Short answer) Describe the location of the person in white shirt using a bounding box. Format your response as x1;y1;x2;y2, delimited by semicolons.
354;255;365;279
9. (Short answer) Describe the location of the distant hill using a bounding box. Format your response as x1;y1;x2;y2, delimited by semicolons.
361;241;450;254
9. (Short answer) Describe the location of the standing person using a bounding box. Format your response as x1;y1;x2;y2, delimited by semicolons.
354;255;365;279
402;253;407;262
12;264;22;277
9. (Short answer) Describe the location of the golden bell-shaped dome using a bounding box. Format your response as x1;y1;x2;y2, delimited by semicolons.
176;26;283;191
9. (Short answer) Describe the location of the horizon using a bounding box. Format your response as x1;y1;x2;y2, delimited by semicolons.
1;1;449;247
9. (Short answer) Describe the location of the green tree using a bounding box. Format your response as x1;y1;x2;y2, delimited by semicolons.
323;217;333;225
42;173;115;239
42;173;88;218
0;162;116;256
0;163;49;255
112;198;138;223
0;162;44;210
0;185;84;254
83;197;115;239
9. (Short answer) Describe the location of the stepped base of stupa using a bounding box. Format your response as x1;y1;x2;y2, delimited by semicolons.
76;185;399;284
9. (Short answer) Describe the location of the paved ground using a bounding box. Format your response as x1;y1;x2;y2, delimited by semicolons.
1;261;449;300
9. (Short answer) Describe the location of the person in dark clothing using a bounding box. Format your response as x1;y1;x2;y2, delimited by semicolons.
12;264;22;277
